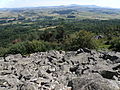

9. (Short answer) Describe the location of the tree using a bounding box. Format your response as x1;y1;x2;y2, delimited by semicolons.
64;30;97;50
109;37;120;52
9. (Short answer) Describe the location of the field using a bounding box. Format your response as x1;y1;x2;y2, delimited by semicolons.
1;5;120;20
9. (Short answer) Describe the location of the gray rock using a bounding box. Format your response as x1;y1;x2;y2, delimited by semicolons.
68;73;120;90
1;49;120;90
99;70;118;80
5;54;22;62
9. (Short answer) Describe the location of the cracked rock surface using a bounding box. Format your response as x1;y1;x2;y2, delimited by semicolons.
1;48;120;90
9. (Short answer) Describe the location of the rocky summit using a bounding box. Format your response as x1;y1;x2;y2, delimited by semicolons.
1;48;120;90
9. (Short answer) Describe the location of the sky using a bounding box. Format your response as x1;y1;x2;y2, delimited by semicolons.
0;0;120;8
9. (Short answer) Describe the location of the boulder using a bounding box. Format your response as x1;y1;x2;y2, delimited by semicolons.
68;73;120;90
1;49;120;90
99;70;118;80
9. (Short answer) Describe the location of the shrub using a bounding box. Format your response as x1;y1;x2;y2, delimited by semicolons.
0;47;8;57
109;37;120;52
64;30;98;50
7;40;58;55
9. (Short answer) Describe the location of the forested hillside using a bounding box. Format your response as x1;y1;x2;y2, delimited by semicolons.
0;5;120;56
0;18;120;56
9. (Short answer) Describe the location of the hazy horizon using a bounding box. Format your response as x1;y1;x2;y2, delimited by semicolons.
0;0;120;9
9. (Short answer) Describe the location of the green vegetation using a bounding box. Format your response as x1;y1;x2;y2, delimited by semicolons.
7;40;59;55
64;30;97;50
0;6;120;56
0;18;120;56
109;37;120;52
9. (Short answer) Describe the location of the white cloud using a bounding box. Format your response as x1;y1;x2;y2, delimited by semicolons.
0;0;15;8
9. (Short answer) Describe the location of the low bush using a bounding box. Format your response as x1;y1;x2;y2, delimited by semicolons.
63;30;98;51
109;37;120;52
0;47;8;57
7;40;59;55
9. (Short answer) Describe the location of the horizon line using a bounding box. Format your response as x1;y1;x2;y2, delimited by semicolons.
0;4;119;9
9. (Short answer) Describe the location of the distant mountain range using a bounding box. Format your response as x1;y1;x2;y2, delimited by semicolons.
63;4;102;8
0;4;118;9
0;4;120;20
36;4;116;9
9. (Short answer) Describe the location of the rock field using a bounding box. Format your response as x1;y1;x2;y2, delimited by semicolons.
1;48;120;90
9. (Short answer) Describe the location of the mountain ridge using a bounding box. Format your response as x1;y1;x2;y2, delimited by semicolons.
0;4;119;9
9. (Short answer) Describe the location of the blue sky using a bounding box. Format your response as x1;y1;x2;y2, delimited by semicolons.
0;0;120;8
